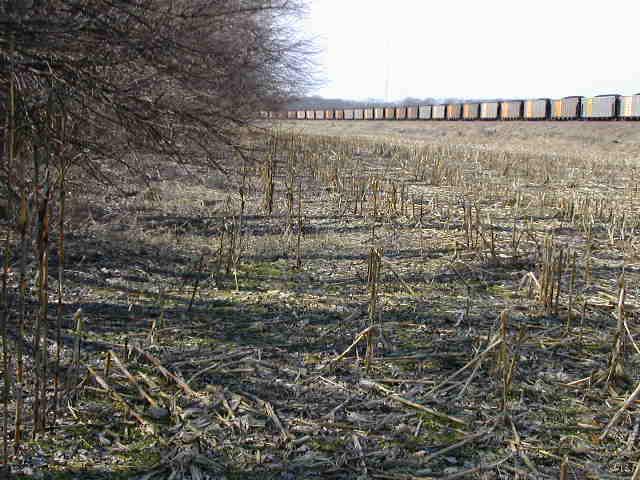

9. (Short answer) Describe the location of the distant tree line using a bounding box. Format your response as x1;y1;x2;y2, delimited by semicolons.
287;96;507;109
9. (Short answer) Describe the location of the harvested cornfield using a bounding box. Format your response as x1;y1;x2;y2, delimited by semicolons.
7;119;640;480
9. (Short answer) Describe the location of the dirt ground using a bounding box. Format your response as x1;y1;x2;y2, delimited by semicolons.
7;121;640;479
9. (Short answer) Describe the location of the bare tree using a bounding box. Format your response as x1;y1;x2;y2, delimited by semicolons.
0;0;315;463
0;0;314;166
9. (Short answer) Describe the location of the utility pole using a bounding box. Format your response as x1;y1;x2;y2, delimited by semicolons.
384;38;391;102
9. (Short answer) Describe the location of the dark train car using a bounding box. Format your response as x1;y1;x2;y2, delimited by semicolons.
287;111;296;120
325;109;335;120
344;109;355;120
480;102;499;120
619;94;640;119
524;99;550;120
581;95;619;119
306;110;315;120
354;108;364;120
374;107;385;120
396;106;407;120
384;107;396;120
315;110;325;120
432;105;446;120
419;105;432;120
335;109;344;120
407;106;419;120
297;110;306;120
551;96;582;119
446;104;462;120
500;100;523;120
364;108;375;120
463;103;480;120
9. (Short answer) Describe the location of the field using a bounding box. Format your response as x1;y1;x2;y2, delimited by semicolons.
9;120;640;479
281;120;640;157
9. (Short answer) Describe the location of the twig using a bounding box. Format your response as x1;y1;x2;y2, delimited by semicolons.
264;401;292;441
186;361;222;386
600;380;640;440
632;456;640;480
86;366;152;431
323;395;356;420
187;254;205;315
426;336;503;397
454;359;482;401
371;378;435;385
359;379;465;426
236;389;292;440
626;418;640;453
419;425;495;464
624;318;640;355
440;453;513;480
508;415;540;477
352;433;367;476
322;325;376;368
560;455;568;480
133;345;198;397
109;351;158;408
381;257;415;295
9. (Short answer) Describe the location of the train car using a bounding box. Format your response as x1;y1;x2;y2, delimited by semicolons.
581;95;618;119
551;96;582;120
500;100;523;120
432;105;446;120
619;94;640;119
480;102;499;120
446;104;462;120
284;91;640;123
524;99;550;120
463;103;480;120
419;105;432;120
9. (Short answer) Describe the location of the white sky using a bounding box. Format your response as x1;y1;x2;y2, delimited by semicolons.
305;0;640;101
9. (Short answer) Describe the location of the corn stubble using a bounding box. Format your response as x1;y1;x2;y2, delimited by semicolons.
2;116;640;478
1;43;78;464
258;127;640;476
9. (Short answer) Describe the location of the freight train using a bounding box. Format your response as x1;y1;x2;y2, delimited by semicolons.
265;93;640;121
